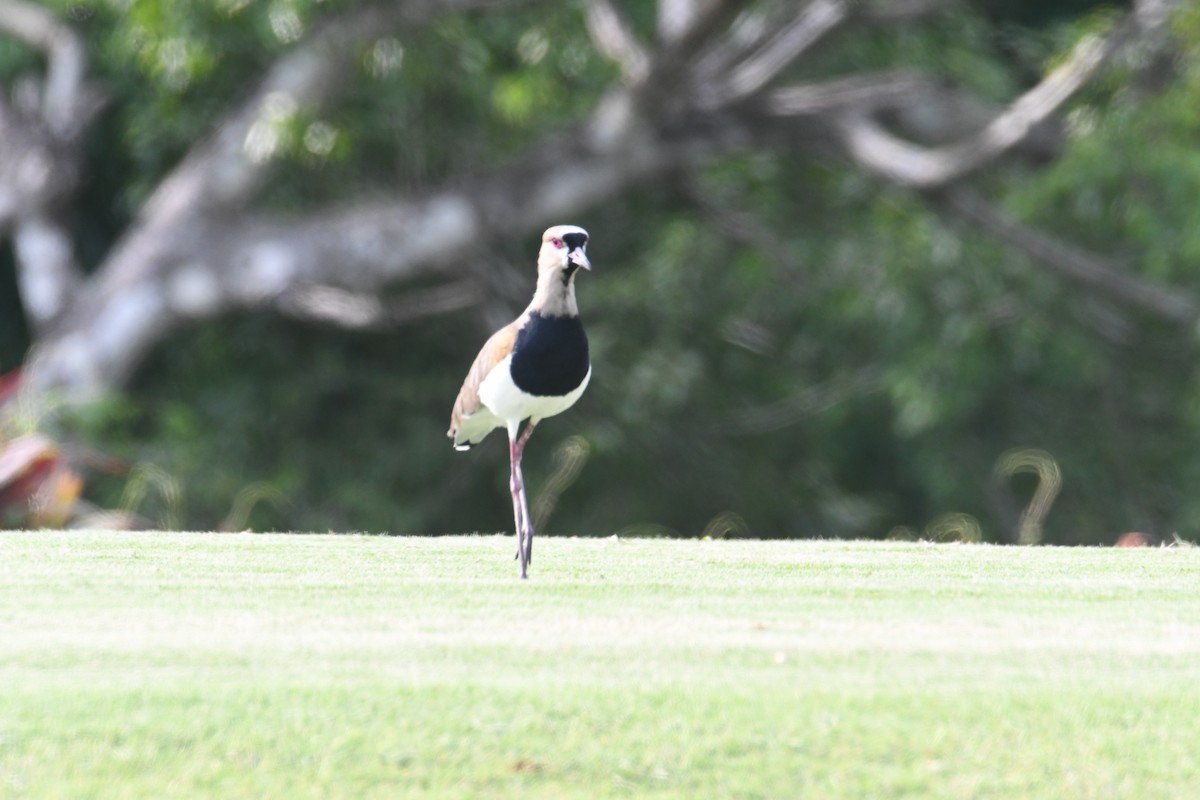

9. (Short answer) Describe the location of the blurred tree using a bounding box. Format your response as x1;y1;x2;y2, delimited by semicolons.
0;0;1195;542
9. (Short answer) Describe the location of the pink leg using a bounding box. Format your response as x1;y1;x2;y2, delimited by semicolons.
508;430;527;578
510;421;537;579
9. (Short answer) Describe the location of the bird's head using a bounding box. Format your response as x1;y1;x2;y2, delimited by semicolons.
539;224;590;283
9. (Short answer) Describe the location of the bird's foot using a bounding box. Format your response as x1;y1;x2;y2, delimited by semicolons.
516;528;533;578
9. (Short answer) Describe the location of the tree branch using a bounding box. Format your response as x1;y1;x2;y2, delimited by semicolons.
136;4;417;226
277;280;482;329
17;0;547;397
123;0;527;236
694;0;951;110
0;0;95;328
0;0;93;137
657;0;707;43
767;70;1064;163
0;98;84;221
23;76;704;396
711;0;849;105
585;0;649;83
15;0;1189;405
651;0;752;71
827;4;1176;188
12;214;84;333
938;186;1198;325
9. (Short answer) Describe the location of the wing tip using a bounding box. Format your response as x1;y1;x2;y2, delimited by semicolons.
449;427;472;451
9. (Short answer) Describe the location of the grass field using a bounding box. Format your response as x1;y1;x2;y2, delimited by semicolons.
2;532;1199;799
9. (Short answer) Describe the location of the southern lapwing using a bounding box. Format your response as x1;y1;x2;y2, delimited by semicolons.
448;225;592;579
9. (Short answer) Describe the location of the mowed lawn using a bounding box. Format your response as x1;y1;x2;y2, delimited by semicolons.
1;532;1199;799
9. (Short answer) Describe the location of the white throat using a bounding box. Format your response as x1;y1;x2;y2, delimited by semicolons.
529;262;579;317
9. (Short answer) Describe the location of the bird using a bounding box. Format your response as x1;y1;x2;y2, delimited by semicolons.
448;225;592;579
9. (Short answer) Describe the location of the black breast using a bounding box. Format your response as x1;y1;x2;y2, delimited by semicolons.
510;312;590;397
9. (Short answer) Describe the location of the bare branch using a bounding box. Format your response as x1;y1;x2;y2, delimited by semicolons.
0;2;94;327
5;1;400;343
657;0;752;65
18;0;551;399
22;82;702;397
0;0;90;136
828;5;1176;188
713;0;849;104
585;0;650;83
0;0;92;218
277;280;482;329
693;0;937;94
1135;0;1177;29
132;0;524;227
658;0;702;43
767;70;945;117
137;5;402;225
0;101;85;210
12;215;84;332
16;0;1186;405
767;70;1064;164
939;186;1198;325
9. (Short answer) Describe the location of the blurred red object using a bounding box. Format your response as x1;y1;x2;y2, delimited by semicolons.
0;370;85;527
0;368;20;403
0;434;76;525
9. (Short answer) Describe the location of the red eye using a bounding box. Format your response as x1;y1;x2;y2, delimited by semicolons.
550;237;563;248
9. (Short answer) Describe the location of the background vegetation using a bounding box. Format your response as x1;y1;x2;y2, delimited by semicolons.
4;0;1200;544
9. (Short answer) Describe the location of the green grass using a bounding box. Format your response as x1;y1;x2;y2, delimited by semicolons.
2;532;1199;799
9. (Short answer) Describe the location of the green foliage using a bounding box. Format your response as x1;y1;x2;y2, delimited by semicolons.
6;2;1200;542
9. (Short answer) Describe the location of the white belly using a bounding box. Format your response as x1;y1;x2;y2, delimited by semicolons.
479;355;591;424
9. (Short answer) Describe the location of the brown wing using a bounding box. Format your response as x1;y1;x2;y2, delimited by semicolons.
447;319;520;445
